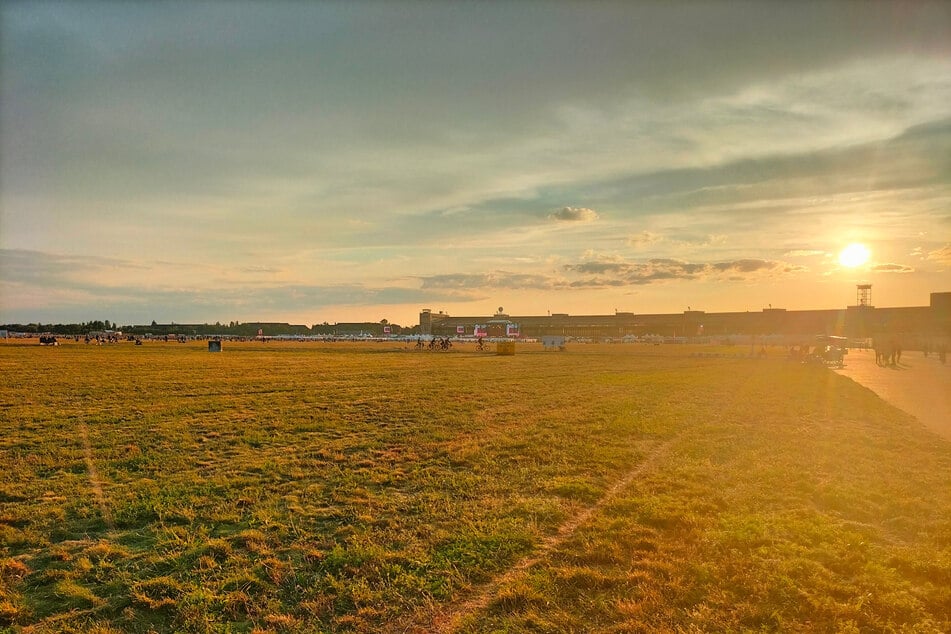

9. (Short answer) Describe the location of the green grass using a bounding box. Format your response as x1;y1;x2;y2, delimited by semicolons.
0;340;949;632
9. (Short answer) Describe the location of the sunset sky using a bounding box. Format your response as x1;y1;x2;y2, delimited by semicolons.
2;2;950;327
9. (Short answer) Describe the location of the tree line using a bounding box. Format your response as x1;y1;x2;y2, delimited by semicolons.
1;319;418;337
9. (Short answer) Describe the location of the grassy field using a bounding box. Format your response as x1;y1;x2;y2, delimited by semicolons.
1;340;949;633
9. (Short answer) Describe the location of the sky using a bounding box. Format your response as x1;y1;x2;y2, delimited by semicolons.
2;1;950;327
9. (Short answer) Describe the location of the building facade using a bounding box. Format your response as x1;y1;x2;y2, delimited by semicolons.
419;292;951;340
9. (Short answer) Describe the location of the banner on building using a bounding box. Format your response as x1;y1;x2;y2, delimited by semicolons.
506;323;520;338
474;325;487;337
456;325;465;334
383;325;392;334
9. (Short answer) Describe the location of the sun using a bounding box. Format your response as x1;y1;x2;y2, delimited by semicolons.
839;243;871;268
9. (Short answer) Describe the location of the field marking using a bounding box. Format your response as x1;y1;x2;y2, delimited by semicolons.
78;419;115;531
392;439;673;634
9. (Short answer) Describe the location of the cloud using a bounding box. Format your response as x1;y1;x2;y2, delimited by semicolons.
419;255;809;293
419;271;563;291
712;259;781;273
870;263;915;273
927;244;951;264
784;249;825;257
240;265;283;274
668;233;728;247
563;256;802;287
549;206;599;222
0;248;477;323
0;248;149;286
627;231;662;248
532;116;951;231
626;231;727;249
0;277;478;325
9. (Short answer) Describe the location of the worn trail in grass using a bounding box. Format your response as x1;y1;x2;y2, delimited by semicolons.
411;439;674;634
1;341;949;633
77;419;115;532
458;350;951;633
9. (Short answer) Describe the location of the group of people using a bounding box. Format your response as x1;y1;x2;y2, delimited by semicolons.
415;337;454;351
83;334;120;345
874;339;947;366
413;336;492;351
874;340;903;367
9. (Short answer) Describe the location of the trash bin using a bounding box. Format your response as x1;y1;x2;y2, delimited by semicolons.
208;340;222;352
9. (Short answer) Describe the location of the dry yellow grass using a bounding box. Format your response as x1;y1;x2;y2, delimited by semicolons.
1;339;948;632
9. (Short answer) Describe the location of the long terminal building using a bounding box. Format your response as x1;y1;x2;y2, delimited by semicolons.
420;291;951;341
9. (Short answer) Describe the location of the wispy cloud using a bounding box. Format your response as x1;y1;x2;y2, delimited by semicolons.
418;255;806;293
419;272;563;291
564;256;803;287
240;265;284;274
870;263;915;273
627;231;662;248
0;249;149;286
0;249;472;323
549;206;599;222
927;244;951;264
626;231;726;249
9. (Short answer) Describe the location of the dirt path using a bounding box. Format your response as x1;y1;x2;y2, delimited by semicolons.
79;419;115;530
835;349;951;441
387;439;673;634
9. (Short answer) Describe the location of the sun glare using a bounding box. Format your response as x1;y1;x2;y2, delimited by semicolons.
839;243;871;268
